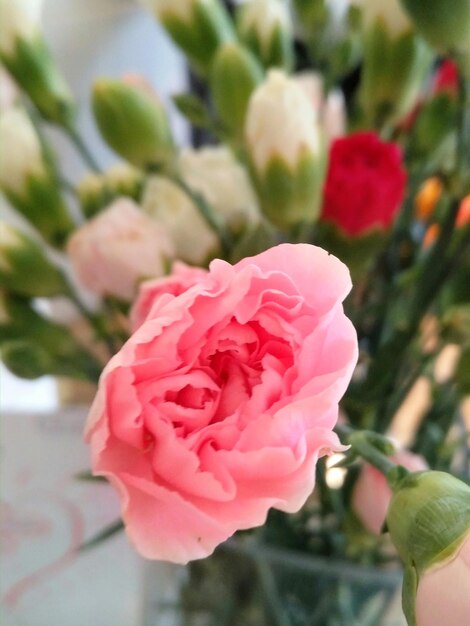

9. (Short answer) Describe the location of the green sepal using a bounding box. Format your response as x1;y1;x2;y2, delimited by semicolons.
160;0;235;76
237;19;294;71
251;148;326;231
4;172;74;248
0;231;68;297
359;22;433;127
408;92;458;166
1;34;75;127
314;221;387;281
402;562;418;626
0;296;101;382
211;43;263;146
401;0;470;57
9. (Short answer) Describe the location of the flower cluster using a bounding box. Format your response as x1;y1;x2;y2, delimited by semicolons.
2;0;470;623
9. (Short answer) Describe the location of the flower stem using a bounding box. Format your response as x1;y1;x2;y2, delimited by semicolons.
65;124;101;173
342;429;409;489
63;282;116;358
171;174;233;257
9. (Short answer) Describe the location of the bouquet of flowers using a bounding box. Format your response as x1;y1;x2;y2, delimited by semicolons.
1;0;470;624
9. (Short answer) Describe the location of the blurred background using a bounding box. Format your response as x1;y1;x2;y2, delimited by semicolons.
1;2;186;624
1;0;188;413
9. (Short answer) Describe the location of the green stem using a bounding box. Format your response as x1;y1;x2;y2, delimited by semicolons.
171;174;233;257
63;283;116;357
65;124;101;173
456;70;470;190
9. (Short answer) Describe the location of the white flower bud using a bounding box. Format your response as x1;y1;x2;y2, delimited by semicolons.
141;0;235;75
245;70;325;229
0;107;44;195
246;69;321;172
237;0;293;69
0;0;43;56
141;0;196;23
143;176;219;266
351;0;411;37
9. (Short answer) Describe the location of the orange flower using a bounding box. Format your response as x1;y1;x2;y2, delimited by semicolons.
415;177;443;221
423;223;440;248
456;195;470;227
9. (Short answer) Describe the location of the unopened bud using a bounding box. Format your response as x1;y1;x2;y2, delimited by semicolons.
0;223;68;297
401;0;470;60
0;108;74;246
0;0;75;125
387;470;470;626
245;70;326;230
236;0;294;70
141;0;235;75
211;42;263;146
92;77;175;171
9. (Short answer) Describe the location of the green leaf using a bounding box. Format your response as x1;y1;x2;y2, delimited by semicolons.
402;563;418;626
172;93;212;129
78;520;124;552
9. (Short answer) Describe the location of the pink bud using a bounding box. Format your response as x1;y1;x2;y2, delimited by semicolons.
416;533;470;626
68;198;173;301
352;450;428;535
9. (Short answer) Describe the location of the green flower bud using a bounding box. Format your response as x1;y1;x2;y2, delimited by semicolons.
1;340;55;379
0;108;74;247
245;70;326;230
92;77;175;171
0;223;68;297
0;294;101;381
78;164;144;218
0;0;75;126
142;0;235;75
401;0;470;61
356;8;433;126
211;42;263;146
236;0;294;71
386;471;470;626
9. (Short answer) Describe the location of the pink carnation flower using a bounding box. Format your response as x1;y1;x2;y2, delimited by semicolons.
85;244;358;563
67;198;172;301
130;262;208;331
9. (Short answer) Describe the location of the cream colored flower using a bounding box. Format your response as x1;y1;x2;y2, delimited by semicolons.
238;0;291;54
0;0;43;55
179;146;259;232
140;0;197;23
143;176;219;266
0;108;45;195
351;0;411;36
245;69;322;172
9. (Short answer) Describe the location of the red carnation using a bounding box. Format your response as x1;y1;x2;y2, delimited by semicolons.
321;132;407;237
432;60;459;96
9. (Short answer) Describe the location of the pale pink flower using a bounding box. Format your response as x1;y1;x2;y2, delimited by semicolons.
416;532;470;626
353;449;428;535
68;198;172;301
85;244;358;563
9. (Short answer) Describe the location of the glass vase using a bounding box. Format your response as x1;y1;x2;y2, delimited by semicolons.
141;540;406;626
